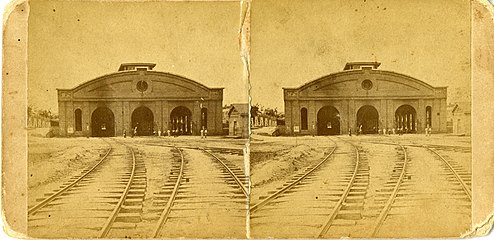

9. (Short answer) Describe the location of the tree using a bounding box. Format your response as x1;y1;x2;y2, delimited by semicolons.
251;104;259;119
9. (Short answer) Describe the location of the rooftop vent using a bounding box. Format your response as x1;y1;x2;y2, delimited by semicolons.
343;62;381;71
118;63;156;72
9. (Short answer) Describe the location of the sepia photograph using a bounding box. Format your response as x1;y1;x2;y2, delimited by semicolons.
26;1;248;238
2;0;494;239
250;0;472;238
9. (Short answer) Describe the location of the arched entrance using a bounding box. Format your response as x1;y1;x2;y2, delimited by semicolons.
170;106;192;135
357;105;379;134
131;106;154;136
91;107;115;137
395;104;417;133
317;106;340;135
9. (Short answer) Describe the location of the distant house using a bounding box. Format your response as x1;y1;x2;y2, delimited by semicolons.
449;102;471;135
226;104;249;138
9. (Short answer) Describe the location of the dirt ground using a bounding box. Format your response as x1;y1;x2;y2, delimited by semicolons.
250;132;471;198
28;132;109;207
249;130;472;238
28;128;471;237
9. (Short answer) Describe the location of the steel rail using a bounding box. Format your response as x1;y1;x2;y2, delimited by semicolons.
99;143;137;237
370;143;409;237
249;138;337;213
425;146;471;201
203;150;248;197
317;139;360;237
152;147;185;238
365;140;471;201
28;139;113;215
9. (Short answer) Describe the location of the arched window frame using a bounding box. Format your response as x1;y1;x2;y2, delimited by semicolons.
74;108;82;131
426;106;432;128
301;107;308;130
201;108;208;130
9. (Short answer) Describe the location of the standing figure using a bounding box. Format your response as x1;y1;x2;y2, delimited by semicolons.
348;128;352;136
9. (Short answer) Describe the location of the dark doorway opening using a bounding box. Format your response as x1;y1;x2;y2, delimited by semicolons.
317;106;340;135
170;106;192;135
74;109;82;131
91;107;115;137
132;106;154;136
395;104;417;133
357;105;379;134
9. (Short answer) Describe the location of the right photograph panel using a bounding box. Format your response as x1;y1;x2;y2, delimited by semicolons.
249;0;471;238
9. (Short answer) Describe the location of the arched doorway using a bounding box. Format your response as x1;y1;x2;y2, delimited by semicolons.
91;107;115;137
131;106;154;136
317;106;340;135
170;106;192;135
357;105;379;134
395;104;417;133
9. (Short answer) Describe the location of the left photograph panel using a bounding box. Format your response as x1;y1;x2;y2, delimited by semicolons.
27;1;248;238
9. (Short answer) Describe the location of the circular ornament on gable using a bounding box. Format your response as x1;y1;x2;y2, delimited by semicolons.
361;79;373;90
136;81;148;92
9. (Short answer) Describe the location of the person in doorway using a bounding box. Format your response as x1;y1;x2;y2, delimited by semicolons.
133;126;138;137
428;127;432;136
348;128;352;136
204;129;208;138
359;125;363;136
123;130;126;138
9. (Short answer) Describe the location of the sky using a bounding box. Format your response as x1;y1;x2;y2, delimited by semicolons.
28;1;246;114
28;0;473;114
251;0;471;111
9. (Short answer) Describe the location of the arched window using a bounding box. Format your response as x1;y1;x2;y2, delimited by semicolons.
301;108;308;130
426;106;432;128
201;108;208;130
75;109;82;131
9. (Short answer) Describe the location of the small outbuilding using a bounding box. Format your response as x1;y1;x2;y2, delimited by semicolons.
225;104;249;138
449;102;471;135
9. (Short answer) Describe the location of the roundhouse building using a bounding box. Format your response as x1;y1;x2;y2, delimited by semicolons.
57;63;223;137
283;62;447;135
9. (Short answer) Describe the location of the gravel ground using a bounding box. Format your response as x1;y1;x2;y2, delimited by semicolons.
250;133;471;238
250;135;335;205
28;130;470;238
28;135;109;208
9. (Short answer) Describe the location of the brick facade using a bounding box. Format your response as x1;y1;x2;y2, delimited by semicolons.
57;63;223;137
283;62;447;135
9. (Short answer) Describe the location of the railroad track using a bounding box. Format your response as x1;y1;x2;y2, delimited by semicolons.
28;139;145;238
148;145;248;238
356;140;471;238
250;137;370;238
